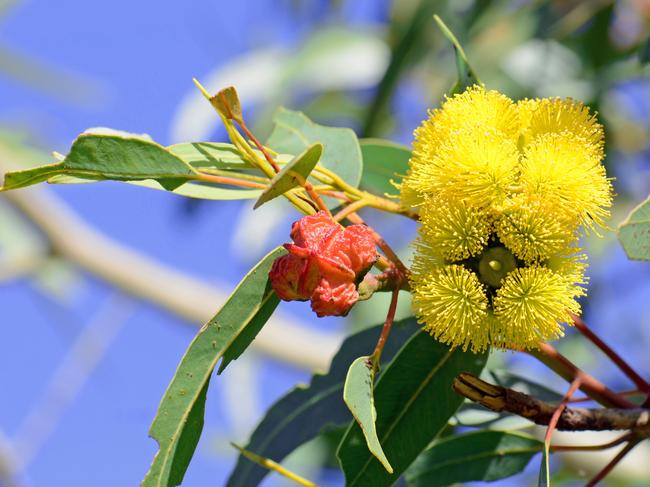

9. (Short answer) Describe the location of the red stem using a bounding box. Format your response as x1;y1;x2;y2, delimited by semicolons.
530;343;637;409
345;212;408;278
238;120;281;173
586;439;640;487
196;173;267;189
551;432;633;452
572;314;650;396
371;288;399;369
544;377;582;447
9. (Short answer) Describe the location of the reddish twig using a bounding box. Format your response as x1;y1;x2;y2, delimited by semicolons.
196;172;267;189
551;432;634;452
345;212;408;278
237;120;281;173
544;378;582;450
586;439;641;487
370;288;400;370
529;343;637;409
568;389;642;404
572;315;650;396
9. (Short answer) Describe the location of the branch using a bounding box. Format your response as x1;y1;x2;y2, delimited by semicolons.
0;168;340;372
453;373;650;433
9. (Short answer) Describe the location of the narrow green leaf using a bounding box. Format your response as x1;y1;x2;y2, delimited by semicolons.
226;320;419;487
359;138;410;196
618;194;650;260
433;15;480;95
538;444;550;487
64;131;196;177
45;174;262;200
337;332;488;487
168;142;255;171
266;108;363;197
254;143;323;209
343;356;393;473
405;430;543;487
1;130;196;191
143;247;285;487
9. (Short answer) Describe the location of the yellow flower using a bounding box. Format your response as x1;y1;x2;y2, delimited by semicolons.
402;85;611;352
495;197;577;263
518;97;604;155
520;132;612;231
411;265;489;353
418;196;491;262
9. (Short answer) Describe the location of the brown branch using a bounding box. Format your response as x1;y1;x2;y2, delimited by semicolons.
453;373;650;433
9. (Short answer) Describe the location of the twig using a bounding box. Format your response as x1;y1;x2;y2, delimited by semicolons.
528;343;636;409
370;288;400;371
586;439;641;487
550;432;634;452
572;314;650;398
544;378;582;453
452;373;650;432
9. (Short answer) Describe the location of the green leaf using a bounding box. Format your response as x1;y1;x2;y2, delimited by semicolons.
226;319;419;487
266;108;363;194
168;142;255;171
64;131;195;178
254;143;323;209
433;15;480;95
618;194;650;261
405;430;543;487
538;444;550;487
1;130;196;191
359;138;410;196
143;247;285;487
343;356;392;473
337;332;488;487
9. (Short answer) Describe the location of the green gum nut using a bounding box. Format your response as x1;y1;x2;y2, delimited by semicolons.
478;247;517;288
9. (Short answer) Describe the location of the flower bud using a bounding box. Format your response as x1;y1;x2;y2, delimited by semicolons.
269;211;377;316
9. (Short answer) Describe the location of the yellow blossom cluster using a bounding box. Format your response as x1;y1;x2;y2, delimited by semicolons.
401;86;612;352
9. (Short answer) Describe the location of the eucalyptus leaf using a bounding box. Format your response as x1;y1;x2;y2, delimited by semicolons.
168;142;255;171
343;356;392;473
254;142;323;209
538;445;550;487
143;247;285;487
337;332;487;487
359;138;410;196
618;194;650;261
433;15;480;95
405;430;543;487
266;107;363;195
226;319;419;487
1;131;196;191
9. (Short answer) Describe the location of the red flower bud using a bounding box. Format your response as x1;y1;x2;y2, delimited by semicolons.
269;211;377;316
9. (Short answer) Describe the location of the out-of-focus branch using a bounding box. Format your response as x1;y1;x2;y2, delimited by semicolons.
453;373;650;433
0;178;340;372
12;294;133;472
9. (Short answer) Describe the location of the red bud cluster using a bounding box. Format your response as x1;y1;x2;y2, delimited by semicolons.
269;211;377;316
